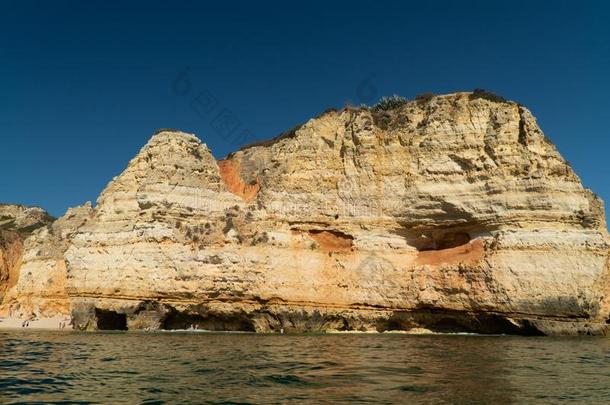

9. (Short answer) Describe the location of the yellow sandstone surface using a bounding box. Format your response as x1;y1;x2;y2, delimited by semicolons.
1;93;608;334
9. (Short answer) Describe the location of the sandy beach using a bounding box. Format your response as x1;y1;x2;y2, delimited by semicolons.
0;316;72;330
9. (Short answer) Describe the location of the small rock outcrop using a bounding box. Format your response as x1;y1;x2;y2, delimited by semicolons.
2;92;609;335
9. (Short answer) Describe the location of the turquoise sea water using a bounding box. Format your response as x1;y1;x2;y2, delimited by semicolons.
1;331;609;404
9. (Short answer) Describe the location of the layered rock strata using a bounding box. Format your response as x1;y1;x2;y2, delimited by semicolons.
2;93;609;334
0;204;54;305
1;204;91;318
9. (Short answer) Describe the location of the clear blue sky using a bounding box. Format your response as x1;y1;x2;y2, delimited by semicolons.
1;0;609;217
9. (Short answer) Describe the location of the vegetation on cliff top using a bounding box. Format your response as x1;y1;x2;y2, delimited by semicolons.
468;88;509;103
371;89;511;112
236;90;513;152
372;95;410;111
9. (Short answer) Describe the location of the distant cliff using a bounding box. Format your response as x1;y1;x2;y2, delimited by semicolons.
2;92;609;335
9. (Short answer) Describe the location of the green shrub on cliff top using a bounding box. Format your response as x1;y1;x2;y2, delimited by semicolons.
372;95;409;111
469;89;508;103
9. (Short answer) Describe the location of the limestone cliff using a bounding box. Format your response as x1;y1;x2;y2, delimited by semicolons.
1;204;92;318
2;92;609;334
0;204;54;305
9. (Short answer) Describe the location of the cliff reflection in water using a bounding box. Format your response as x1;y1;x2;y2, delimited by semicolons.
1;331;609;404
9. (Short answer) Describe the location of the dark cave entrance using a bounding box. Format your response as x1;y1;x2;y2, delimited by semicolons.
376;310;545;336
95;308;128;330
161;311;255;332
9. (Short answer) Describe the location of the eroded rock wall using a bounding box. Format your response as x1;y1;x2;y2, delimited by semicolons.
1;204;91;318
0;205;54;305
3;93;609;334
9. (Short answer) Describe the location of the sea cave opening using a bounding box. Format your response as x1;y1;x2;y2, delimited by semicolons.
95;308;128;330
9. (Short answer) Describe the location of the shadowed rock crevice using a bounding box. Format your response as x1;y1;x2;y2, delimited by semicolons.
416;231;472;251
249;309;353;333
518;107;528;146
249;307;547;335
376;310;545;335
161;310;255;331
307;229;354;251
72;304;127;331
95;308;127;331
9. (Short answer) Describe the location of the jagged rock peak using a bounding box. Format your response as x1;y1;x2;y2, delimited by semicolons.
94;128;225;212
149;128;206;145
0;204;54;234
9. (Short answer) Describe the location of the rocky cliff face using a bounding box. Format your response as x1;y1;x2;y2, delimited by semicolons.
1;204;91;318
0;204;54;305
2;92;609;334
